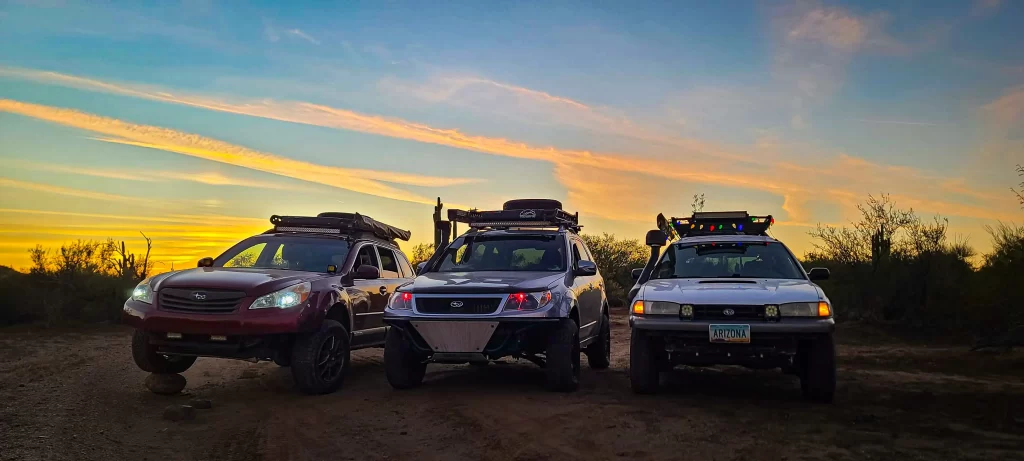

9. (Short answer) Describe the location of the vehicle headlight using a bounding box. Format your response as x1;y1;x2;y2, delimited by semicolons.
249;282;311;309
131;282;154;304
506;291;552;311
779;301;831;318
390;291;413;310
630;300;682;315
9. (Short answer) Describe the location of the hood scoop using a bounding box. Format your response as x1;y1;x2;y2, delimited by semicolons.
698;280;758;284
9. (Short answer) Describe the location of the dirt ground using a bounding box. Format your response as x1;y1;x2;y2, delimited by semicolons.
1;309;1022;461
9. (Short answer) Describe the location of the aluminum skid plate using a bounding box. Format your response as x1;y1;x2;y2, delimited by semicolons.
411;321;498;353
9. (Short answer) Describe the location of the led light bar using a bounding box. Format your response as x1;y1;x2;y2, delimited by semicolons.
275;226;342;234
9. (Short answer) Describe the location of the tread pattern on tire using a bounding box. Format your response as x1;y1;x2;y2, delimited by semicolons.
131;329;196;374
290;319;350;395
545;318;580;392
801;335;836;403
384;327;427;390
629;328;659;394
585;312;611;370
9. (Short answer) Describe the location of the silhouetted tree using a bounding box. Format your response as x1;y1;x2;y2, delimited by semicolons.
580;233;648;306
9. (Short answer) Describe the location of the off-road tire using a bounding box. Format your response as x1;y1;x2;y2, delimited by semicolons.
629;328;660;394
545;318;580;392
131;329;197;374
384;326;427;389
585;311;611;369
290;320;350;395
800;335;836;403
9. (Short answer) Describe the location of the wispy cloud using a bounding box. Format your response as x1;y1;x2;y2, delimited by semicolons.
0;158;310;190
0;178;145;203
0;99;481;205
971;0;1003;16
0;68;1015;226
285;28;320;45
849;118;940;127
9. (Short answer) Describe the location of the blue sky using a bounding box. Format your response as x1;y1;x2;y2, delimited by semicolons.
0;0;1021;269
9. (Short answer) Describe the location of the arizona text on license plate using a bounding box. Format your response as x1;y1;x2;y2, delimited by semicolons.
709;324;751;343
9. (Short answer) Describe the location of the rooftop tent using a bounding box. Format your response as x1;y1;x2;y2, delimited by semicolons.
269;212;411;242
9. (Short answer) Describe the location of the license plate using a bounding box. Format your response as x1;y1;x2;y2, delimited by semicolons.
709;324;750;344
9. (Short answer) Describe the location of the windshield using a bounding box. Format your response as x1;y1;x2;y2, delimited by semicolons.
435;235;566;272
214;236;350;272
652;241;805;280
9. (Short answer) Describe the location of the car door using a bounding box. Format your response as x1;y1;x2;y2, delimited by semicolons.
350;243;386;346
570;238;601;339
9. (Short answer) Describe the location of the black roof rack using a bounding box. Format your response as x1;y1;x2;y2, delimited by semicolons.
660;211;774;239
268;212;411;242
448;199;580;232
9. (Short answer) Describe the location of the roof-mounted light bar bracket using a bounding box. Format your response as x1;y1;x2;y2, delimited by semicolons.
449;207;580;232
667;210;774;238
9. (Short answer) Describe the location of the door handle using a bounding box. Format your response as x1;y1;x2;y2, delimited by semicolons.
379;286;388;295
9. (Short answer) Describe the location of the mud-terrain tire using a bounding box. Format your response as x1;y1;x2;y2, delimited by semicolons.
384;327;427;389
290;320;350;395
132;329;197;374
585;311;611;369
801;335;836;403
545;318;580;392
629;329;660;394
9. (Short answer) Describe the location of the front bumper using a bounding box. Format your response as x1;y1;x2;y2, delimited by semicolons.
629;315;835;334
122;294;323;336
384;316;559;359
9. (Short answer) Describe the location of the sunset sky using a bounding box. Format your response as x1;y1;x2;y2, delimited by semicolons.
1;0;1022;271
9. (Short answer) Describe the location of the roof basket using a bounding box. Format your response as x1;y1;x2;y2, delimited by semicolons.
448;199;580;232
663;211;774;238
269;213;411;241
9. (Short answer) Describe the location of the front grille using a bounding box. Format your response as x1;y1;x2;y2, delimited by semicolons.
692;304;765;321
159;288;246;313
415;297;502;315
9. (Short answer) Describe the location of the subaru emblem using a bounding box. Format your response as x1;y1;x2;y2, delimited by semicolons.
723;308;735;316
519;210;537;218
192;292;207;301
450;301;465;308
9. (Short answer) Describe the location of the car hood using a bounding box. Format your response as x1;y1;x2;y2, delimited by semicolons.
403;271;566;294
639;278;824;305
149;268;321;296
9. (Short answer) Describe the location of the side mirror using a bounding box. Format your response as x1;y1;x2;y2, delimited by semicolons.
354;264;380;280
645;230;668;247
198;257;214;268
574;260;598;277
631;268;644;281
416;262;426;274
808;267;830;281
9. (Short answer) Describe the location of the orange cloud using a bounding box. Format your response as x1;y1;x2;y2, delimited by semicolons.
0;178;145;203
0;99;480;205
1;69;1015;228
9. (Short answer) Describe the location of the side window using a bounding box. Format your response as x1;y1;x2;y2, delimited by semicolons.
395;251;414;278
224;243;267;267
578;240;594;262
376;246;401;279
355;245;379;269
572;240;591;264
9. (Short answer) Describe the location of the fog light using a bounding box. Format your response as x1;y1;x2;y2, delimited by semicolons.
765;305;779;318
680;304;694;318
167;332;182;339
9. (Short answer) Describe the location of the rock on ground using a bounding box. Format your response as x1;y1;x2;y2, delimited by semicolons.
145;373;186;395
188;398;213;409
162;405;196;422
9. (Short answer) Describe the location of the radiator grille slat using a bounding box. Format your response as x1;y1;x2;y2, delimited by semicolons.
159;288;245;314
